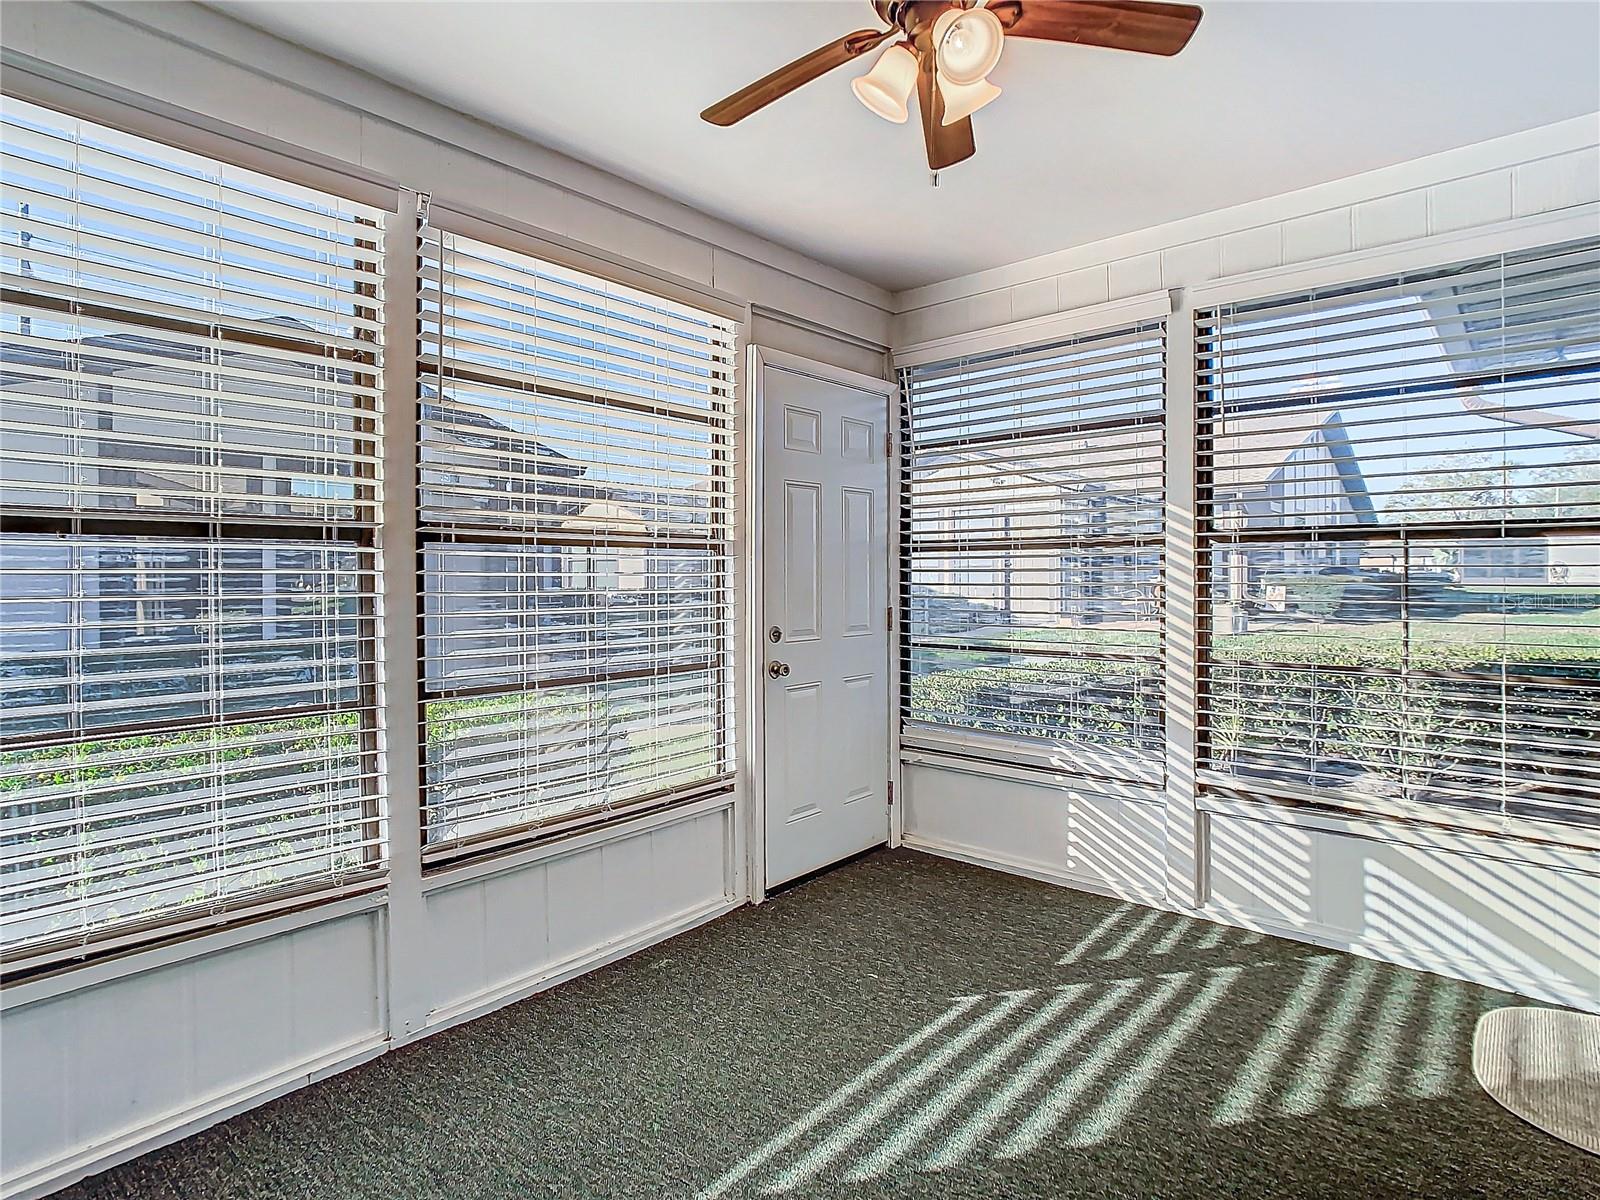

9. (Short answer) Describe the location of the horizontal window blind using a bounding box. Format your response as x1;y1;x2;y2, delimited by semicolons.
1197;238;1599;830
900;321;1166;780
0;96;386;965
418;226;736;855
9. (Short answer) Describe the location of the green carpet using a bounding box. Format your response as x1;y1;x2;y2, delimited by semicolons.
61;850;1591;1199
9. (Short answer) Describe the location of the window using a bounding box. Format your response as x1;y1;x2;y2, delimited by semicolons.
0;97;386;965
1196;239;1599;832
417;226;736;857
899;321;1166;781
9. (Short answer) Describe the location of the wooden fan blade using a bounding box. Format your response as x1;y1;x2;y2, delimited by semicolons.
916;48;975;171
991;1;1203;57
701;28;895;125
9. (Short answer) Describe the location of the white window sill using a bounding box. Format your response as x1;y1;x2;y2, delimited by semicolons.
2;887;387;1013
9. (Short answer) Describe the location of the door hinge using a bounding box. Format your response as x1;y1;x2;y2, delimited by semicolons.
886;605;893;631
887;780;895;807
884;430;893;459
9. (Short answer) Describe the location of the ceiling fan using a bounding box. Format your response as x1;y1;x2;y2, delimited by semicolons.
701;1;1203;170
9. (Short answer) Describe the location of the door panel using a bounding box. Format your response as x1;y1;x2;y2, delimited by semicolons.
778;680;824;825
842;487;875;636
762;359;890;888
782;481;822;642
841;673;878;805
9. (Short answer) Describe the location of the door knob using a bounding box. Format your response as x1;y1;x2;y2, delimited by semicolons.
767;661;791;679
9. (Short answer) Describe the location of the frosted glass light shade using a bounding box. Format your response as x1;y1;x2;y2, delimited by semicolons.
932;6;1004;87
937;73;1001;125
851;43;918;124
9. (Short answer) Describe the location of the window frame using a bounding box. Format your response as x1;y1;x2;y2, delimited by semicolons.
896;316;1170;786
1190;238;1600;849
412;205;744;869
0;93;397;974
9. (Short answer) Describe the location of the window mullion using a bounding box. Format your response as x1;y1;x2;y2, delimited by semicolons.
379;191;429;1038
1164;297;1203;906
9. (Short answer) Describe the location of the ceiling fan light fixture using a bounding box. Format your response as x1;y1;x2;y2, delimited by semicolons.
932;5;1005;88
937;72;1001;125
699;1;1205;171
850;42;918;123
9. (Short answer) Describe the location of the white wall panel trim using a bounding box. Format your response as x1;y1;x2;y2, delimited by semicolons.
901;749;1165;805
892;290;1172;368
1197;797;1600;878
903;760;1600;1012
428;201;750;326
903;832;1598;1014
1186;204;1600;307
1;1034;389;1200
751;304;890;355
900;833;1168;909
1198;903;1600;1016
892;114;1600;314
907;755;1598;875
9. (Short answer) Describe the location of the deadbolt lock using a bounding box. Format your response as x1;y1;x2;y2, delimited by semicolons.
768;625;783;643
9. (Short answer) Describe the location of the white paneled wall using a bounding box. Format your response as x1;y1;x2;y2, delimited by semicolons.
1;803;740;1200
1;906;387;1199
0;4;885;1196
421;805;735;1031
894;109;1600;1016
894;116;1600;345
1205;810;1600;1004
902;764;1600;1012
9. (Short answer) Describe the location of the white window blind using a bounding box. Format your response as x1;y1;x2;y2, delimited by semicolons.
1196;238;1599;833
0;96;386;966
899;321;1166;780
418;226;736;857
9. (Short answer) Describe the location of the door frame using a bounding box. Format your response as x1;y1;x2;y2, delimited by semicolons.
745;345;899;903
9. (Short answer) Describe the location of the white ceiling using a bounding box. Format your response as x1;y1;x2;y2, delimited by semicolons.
218;1;1600;293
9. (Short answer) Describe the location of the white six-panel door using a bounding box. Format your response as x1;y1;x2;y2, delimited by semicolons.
759;353;891;888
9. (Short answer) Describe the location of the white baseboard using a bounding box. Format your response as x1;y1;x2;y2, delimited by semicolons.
900;833;1072;888
905;836;1600;1015
3;1036;389;1200
5;894;746;1200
